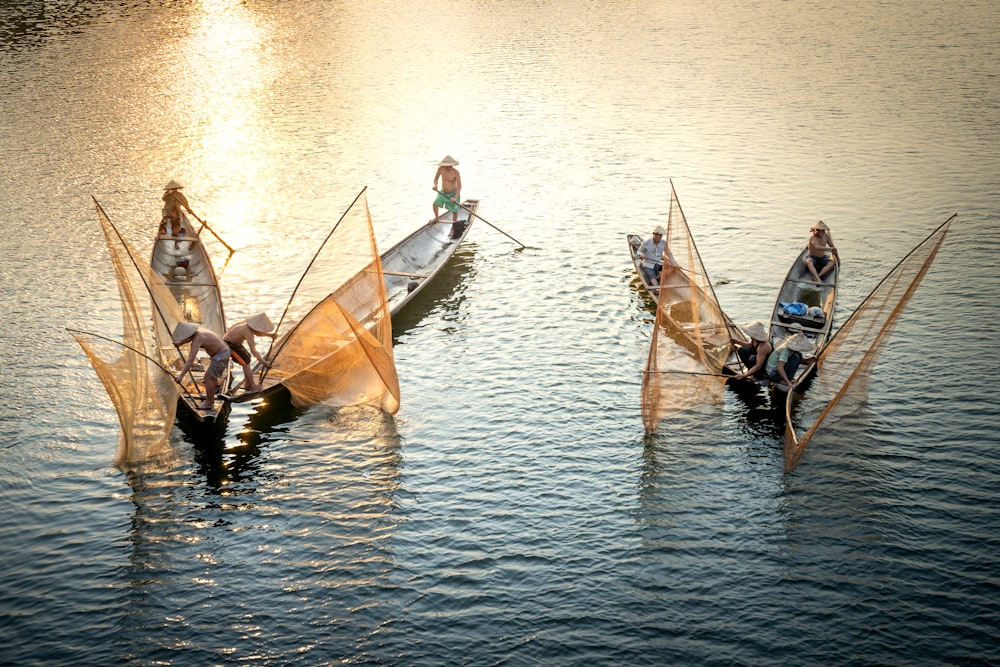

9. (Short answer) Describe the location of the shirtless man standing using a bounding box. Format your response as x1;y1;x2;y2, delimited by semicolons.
431;155;462;224
172;322;230;410
223;313;275;392
805;220;839;282
162;179;195;236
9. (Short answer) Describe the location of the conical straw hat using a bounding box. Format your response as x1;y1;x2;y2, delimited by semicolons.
246;313;274;334
742;321;768;342
438;155;459;167
785;333;816;355
164;179;184;190
171;321;198;345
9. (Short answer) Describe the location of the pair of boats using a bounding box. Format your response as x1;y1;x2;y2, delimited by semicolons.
629;181;955;471
72;187;479;462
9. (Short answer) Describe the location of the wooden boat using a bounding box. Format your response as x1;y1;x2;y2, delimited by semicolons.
151;211;227;336
150;211;231;423
766;246;838;391
627;232;660;303
382;199;478;316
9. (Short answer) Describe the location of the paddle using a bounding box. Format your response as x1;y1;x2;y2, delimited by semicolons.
433;188;525;249
641;369;733;378
188;210;235;256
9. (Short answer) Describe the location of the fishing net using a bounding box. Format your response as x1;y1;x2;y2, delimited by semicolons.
784;215;955;471
641;182;741;433
71;201;184;465
263;188;400;413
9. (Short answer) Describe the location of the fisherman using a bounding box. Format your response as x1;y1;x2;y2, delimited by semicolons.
161;179;196;239
766;333;817;389
805;220;839;282
223;313;276;392
431;155;462;236
172;322;229;410
636;225;679;287
730;321;772;381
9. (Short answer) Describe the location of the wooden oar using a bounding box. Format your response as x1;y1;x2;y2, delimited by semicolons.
188;210;235;256
433;188;525;249
641;369;733;378
383;270;429;278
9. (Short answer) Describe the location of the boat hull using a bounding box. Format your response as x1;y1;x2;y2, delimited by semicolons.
767;246;838;391
383;200;478;317
150;212;230;422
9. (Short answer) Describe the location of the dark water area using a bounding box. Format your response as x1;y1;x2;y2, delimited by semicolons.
2;1;999;665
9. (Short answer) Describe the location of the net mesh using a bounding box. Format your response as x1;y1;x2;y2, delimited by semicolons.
784;215;955;471
71;201;183;465
263;188;400;412
642;182;740;433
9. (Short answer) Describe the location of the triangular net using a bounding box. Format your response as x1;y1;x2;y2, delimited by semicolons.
642;182;740;433
784;214;955;471
71;201;185;465
263;188;400;412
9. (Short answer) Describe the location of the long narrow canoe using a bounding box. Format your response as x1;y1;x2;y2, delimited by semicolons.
150;211;230;422
382;199;478;316
767;246;838;391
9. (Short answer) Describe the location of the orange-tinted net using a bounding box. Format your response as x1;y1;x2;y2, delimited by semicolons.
784;214;955;471
71;200;183;466
263;188;400;413
642;182;741;433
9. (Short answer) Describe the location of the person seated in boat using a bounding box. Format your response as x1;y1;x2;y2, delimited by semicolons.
636;225;679;287
765;332;817;389
730;321;772;381
223;313;276;392
431;155;462;236
805;220;839;282
161;179;196;237
172;322;229;410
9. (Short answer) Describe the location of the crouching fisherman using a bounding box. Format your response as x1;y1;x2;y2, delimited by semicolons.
223;313;276;392
172;322;230;410
766;333;817;390
730;321;772;382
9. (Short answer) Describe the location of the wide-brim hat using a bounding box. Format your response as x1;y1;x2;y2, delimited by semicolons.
653;225;666;235
164;179;184;190
246;312;274;334
438;155;459;167
785;333;816;355
171;321;198;345
742;321;768;342
812;220;829;231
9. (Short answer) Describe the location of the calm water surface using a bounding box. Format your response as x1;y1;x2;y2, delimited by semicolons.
1;1;998;665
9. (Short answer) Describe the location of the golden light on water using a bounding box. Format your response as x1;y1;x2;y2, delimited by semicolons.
176;0;279;244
